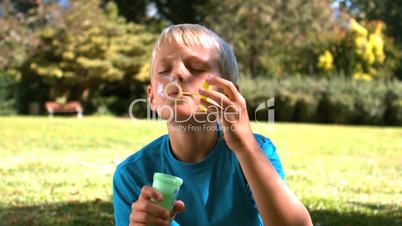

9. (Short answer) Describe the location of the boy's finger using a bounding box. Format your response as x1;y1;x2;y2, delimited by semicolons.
199;88;231;108
134;200;170;219
139;186;163;202
131;210;170;226
169;212;177;222
168;200;185;222
205;75;239;101
172;200;185;213
200;99;222;118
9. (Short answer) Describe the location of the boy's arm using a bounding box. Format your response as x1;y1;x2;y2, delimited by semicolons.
113;167;139;226
244;137;285;209
236;139;312;226
199;76;312;226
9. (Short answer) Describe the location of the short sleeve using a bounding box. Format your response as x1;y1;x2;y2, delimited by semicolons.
113;166;140;226
260;137;285;180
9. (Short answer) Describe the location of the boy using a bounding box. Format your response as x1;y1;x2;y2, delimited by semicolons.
113;24;312;226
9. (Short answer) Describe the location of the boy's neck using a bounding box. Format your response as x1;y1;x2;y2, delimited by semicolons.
167;121;218;163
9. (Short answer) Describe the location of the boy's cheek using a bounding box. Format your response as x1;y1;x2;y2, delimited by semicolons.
149;94;166;112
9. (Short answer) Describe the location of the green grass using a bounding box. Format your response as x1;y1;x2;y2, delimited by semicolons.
0;116;401;226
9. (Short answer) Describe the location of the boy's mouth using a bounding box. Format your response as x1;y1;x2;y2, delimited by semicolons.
167;90;180;98
165;83;181;98
163;82;200;101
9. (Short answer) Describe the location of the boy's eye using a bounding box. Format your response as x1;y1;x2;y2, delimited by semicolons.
158;69;170;74
190;67;205;73
188;64;206;73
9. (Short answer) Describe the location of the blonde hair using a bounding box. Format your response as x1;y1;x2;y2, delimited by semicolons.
151;24;239;84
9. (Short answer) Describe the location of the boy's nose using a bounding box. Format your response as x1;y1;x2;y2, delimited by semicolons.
170;62;190;83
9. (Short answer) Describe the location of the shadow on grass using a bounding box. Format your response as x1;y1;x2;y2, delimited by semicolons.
0;200;400;226
310;202;402;226
0;199;114;226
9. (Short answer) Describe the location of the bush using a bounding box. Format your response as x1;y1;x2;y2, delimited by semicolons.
384;82;402;125
240;76;277;121
296;94;320;122
275;88;298;121
287;76;325;122
240;75;402;126
353;81;387;124
323;94;355;124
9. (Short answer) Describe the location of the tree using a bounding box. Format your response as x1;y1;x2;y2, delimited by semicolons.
201;0;334;76
346;0;402;44
152;0;209;23
110;0;209;24
340;0;402;79
27;0;155;102
0;0;38;72
106;0;148;23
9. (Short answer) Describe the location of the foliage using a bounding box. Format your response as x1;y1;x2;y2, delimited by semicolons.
110;0;209;24
349;19;385;80
340;0;402;79
317;50;334;74
0;3;38;71
26;0;155;103
0;71;17;115
240;75;402;125
347;0;402;45
384;81;402;125
107;0;148;23
304;17;401;80
109;0;402;79
151;0;209;24
201;0;334;76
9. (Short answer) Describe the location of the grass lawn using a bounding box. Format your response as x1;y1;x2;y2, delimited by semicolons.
0;116;401;226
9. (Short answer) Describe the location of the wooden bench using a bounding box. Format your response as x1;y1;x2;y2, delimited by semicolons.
45;101;83;118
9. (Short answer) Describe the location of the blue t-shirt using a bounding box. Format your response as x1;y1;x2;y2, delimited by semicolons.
113;131;285;226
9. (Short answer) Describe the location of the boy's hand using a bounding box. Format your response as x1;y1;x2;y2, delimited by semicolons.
130;186;185;226
199;75;258;154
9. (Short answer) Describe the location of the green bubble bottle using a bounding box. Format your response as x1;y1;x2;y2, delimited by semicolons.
152;172;183;212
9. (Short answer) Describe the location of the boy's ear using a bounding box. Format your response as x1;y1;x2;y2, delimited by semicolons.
147;84;156;111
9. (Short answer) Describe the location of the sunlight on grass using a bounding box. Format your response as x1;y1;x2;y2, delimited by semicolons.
0;117;401;226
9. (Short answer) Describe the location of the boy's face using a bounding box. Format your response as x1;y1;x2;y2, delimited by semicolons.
148;40;221;122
